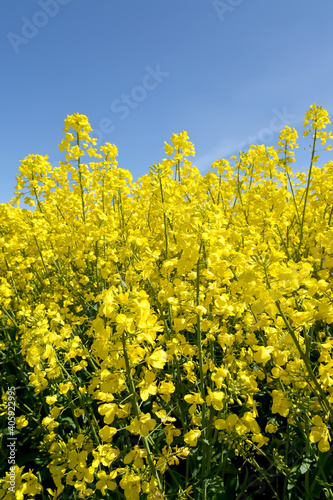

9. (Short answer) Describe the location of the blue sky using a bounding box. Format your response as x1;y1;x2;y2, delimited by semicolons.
1;0;333;204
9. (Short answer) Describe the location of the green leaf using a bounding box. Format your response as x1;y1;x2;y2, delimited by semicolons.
299;457;313;475
240;467;249;492
225;472;239;496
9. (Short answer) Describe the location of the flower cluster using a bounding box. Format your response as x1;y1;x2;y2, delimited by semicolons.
0;104;333;499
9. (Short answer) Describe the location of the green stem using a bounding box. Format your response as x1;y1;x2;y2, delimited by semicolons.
158;174;169;259
121;332;163;492
33;234;50;279
0;304;18;328
55;352;100;445
77;133;86;223
304;418;310;500
275;301;333;421
196;243;209;480
33;186;44;214
328;205;333;226
282;145;301;225
275;223;291;260
196;244;206;402
298;130;317;258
